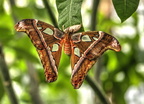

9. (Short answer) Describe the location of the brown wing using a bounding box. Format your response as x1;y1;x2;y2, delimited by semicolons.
15;19;64;82
71;31;121;89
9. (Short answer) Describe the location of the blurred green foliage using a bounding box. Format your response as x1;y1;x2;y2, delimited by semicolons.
0;0;143;104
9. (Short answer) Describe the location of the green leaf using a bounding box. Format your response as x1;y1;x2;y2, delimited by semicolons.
56;0;83;29
112;0;140;22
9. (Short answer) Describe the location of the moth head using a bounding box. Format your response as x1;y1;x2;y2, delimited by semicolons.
14;19;33;32
64;24;82;33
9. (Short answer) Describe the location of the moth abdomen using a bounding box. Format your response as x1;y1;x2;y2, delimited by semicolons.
64;43;71;55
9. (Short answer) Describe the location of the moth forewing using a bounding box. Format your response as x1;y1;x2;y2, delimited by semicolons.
70;31;121;88
71;33;82;43
53;28;64;39
15;19;63;83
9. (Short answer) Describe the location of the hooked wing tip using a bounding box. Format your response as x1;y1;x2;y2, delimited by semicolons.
14;19;35;32
110;38;121;52
14;21;26;32
14;22;20;31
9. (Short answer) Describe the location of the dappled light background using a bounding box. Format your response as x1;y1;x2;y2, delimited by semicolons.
0;0;144;104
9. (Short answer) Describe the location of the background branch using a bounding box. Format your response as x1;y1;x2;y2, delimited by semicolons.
7;0;43;103
0;44;18;104
26;61;44;104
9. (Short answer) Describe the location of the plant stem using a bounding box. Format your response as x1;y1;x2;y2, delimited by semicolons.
42;0;58;27
85;76;110;104
89;0;110;104
90;0;100;31
0;44;18;104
